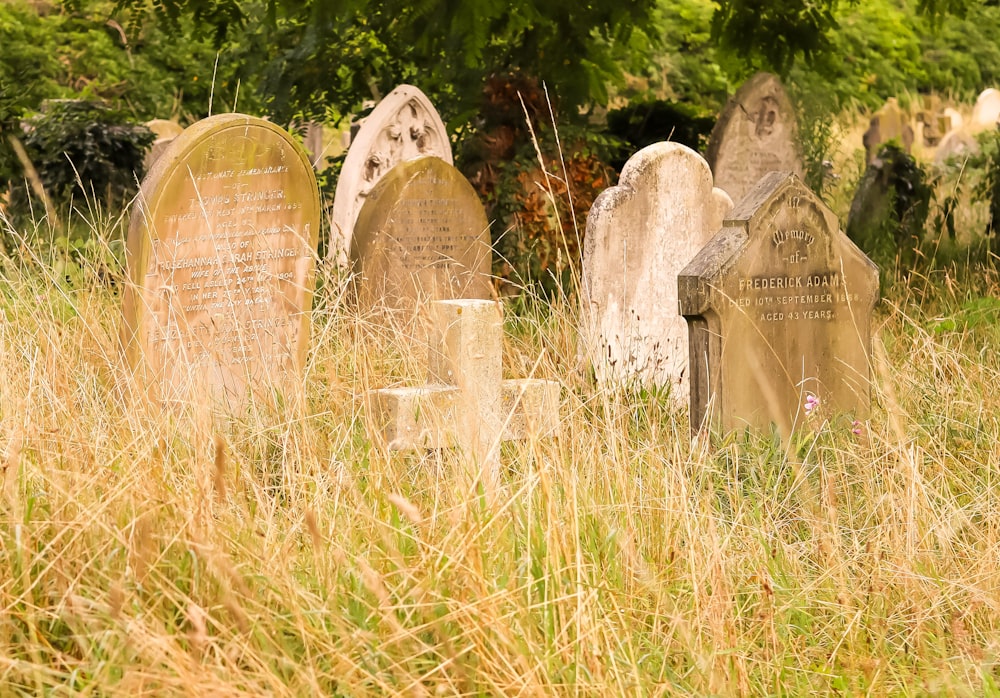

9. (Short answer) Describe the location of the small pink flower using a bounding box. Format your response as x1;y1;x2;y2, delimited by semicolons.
852;420;863;436
804;393;820;414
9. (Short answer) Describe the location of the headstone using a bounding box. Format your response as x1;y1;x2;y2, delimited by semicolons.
122;113;320;410
863;98;914;164
679;172;879;436
144;119;185;170
350;156;492;311
944;107;964;131
705;73;804;205
971;88;1000;132
582;142;732;401
916;96;948;147
330;85;452;263
846;144;931;275
365;299;560;483
934;129;980;165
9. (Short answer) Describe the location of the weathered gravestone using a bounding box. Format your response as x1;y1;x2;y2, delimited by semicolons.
863;98;914;164
679;172;879;436
582;142;732;400
365;299;560;482
330;85;452;263
122;113;320;409
350;156;492;311
705;73;804;205
846;144;931;276
971;88;1000;132
934;129;979;165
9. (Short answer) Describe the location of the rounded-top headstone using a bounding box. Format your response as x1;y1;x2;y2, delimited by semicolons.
582;142;732;401
350;156;492;311
971;88;1000;133
144;119;186;170
330;85;452;263
122;113;320;410
705;72;804;205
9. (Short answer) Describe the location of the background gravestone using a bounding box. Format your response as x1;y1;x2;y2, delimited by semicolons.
330;85;452;263
705;72;804;205
679;172;879;436
971;88;1000;132
122;113;320;409
863;98;914;164
144;118;185;170
350;156;492;311
582;142;732;401
846;143;931;279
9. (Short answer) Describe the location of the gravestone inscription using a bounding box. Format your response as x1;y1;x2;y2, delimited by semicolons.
330;85;452;263
679;172;879;436
582;142;732;400
350;156;492;311
705;73;804;204
122;113;320;409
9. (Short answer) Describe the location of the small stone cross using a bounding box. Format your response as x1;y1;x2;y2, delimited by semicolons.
365;300;560;476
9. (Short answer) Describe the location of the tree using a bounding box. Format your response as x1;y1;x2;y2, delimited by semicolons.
106;0;659;125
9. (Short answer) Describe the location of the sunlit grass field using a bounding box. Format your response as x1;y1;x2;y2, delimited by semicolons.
1;202;1000;697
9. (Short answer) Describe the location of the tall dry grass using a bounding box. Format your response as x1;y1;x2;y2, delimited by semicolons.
0;200;999;697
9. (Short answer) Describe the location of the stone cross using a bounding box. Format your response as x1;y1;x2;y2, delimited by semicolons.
365;300;560;479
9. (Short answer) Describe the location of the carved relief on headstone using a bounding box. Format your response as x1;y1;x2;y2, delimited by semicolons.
350;157;492;311
122;113;320;410
582;142;732;401
863;98;914;164
679;172;879;436
971;88;1000;133
705;72;804;205
331;85;453;263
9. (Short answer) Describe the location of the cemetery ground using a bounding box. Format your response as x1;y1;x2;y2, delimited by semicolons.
2;217;1000;695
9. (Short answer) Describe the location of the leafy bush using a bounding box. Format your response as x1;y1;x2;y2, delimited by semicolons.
7;100;153;228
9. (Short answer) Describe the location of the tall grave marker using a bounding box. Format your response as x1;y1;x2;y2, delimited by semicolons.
350;156;492;311
679;172;878;436
582;142;732;400
705;73;804;205
331;85;452;264
122;113;320;409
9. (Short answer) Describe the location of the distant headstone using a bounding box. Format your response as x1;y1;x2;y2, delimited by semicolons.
144;119;185;170
582;142;732;401
847;144;930;275
122;113;320;410
679;172;879;436
863;98;914;164
705;73;804;205
350;156;492;311
331;85;452;263
365;299;560;486
934;129;980;165
971;88;1000;132
944;107;964;131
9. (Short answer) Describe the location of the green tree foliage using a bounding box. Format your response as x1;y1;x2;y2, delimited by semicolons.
109;0;659;124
